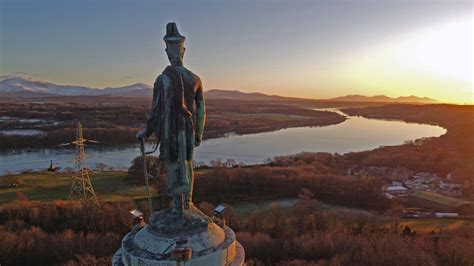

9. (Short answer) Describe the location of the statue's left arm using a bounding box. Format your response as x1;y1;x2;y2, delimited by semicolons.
137;76;163;141
194;78;205;147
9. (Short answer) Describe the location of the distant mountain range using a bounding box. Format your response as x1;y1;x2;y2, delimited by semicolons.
327;94;437;103
205;89;286;101
0;77;152;96
0;76;437;103
205;89;437;103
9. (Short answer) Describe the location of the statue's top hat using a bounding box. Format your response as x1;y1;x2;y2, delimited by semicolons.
164;22;185;45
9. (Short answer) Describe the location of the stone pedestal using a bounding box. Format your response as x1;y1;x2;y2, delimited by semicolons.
113;206;245;266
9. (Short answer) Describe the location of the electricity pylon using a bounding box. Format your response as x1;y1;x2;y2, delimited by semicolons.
59;123;99;206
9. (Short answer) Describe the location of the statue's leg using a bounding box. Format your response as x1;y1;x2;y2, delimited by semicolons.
167;129;190;213
177;129;195;210
184;128;194;209
184;160;194;209
178;130;188;191
167;122;195;212
173;193;183;214
167;162;183;214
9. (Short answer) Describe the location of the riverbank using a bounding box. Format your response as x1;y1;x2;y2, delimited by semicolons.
0;112;445;175
0;98;346;150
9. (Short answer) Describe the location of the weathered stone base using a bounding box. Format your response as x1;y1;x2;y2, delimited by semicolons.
113;206;245;266
113;240;245;266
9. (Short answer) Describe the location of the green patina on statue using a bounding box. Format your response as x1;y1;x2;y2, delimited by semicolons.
115;23;244;266
137;22;205;214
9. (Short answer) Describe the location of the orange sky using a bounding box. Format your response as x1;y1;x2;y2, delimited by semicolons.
1;1;472;104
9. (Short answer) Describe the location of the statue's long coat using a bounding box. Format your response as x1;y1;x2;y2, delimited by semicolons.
144;65;205;162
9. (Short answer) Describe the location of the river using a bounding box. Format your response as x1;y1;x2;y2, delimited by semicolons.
0;110;446;175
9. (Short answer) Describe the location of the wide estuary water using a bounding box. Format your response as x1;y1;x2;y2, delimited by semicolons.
0;111;446;175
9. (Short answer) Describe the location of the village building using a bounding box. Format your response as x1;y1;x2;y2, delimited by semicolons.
439;179;463;190
384;185;408;195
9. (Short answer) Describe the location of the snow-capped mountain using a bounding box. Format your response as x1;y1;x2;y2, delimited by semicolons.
0;77;152;96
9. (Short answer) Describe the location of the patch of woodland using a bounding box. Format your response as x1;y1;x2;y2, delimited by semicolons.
0;98;345;149
192;165;390;211
1;196;473;265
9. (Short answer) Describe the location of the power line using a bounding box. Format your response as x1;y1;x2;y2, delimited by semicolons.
59;123;100;206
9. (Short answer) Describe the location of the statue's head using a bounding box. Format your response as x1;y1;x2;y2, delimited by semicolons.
164;22;186;66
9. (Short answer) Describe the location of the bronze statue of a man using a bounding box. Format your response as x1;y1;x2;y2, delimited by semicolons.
137;22;205;213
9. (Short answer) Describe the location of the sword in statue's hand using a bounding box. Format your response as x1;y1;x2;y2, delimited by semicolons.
137;132;159;212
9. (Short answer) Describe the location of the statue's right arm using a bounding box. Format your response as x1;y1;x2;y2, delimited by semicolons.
142;75;163;139
194;78;205;146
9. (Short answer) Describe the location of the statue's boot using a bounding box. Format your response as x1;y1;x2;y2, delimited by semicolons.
184;191;193;209
172;194;184;214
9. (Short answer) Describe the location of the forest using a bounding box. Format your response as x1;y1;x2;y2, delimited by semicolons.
0;192;472;265
0;96;344;149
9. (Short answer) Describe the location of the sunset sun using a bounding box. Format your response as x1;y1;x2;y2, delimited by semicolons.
338;16;472;104
402;17;472;84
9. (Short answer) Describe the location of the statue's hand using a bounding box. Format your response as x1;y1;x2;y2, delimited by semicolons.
136;131;146;141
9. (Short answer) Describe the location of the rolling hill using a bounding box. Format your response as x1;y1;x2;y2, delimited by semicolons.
0;77;152;96
0;76;437;103
329;94;437;103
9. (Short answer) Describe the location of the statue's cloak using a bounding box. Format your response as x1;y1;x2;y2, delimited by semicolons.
145;66;199;162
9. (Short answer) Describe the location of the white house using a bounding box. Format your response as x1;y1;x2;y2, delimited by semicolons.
385;185;408;195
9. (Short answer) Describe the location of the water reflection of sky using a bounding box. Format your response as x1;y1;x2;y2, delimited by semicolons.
0;115;446;175
0;129;45;136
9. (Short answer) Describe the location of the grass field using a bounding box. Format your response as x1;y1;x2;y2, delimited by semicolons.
233;198;298;216
0;171;153;203
400;218;474;232
233;198;372;217
232;198;473;231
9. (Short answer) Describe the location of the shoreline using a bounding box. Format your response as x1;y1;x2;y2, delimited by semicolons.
0;114;446;176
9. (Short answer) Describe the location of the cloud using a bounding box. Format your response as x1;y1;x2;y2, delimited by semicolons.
121;75;135;79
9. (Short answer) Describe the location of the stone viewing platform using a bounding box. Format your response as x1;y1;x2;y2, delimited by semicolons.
113;206;244;265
